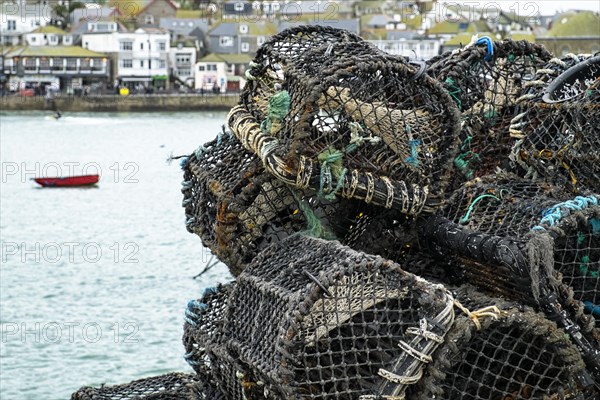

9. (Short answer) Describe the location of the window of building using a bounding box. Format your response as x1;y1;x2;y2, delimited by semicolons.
198;65;205;71
7;20;16;31
49;35;58;44
234;2;244;11
220;36;233;47
66;58;77;68
239;24;248;34
39;58;50;68
257;36;265;46
140;42;144;50
208;64;217;71
140;60;144;67
122;59;133;68
229;64;235;74
241;42;249;52
120;41;133;51
30;36;37;43
158;42;166;51
158;60;166;68
145;15;154;25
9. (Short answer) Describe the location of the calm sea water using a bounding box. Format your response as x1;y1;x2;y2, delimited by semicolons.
0;111;233;400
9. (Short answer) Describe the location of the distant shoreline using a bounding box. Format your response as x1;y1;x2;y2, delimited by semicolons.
0;94;239;112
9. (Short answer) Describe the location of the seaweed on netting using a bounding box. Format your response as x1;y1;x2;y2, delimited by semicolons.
230;27;461;216
426;38;552;189
510;54;600;192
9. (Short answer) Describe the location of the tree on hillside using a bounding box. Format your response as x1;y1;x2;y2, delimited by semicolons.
52;1;85;30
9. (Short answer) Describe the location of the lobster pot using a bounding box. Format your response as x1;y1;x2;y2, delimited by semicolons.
71;373;203;400
408;285;596;400
223;236;455;399
425;39;551;187
510;55;600;192
422;174;600;376
230;29;461;214
182;133;360;276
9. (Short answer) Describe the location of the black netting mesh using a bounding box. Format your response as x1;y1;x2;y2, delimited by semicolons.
409;285;596;400
186;236;456;399
426;39;552;189
70;373;202;400
510;54;600;192
182;132;365;276
228;26;461;214
421;174;600;376
72;27;600;400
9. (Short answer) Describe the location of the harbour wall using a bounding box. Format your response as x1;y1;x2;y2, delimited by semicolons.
0;94;239;112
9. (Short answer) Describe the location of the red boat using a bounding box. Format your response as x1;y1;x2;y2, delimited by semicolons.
33;174;99;187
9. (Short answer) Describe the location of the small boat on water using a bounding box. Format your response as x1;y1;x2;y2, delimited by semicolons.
32;174;99;187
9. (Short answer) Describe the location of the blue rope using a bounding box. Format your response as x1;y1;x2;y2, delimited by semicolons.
476;36;494;61
405;139;421;168
194;145;206;159
532;196;599;231
584;301;600;317
180;157;188;170
184;299;207;326
184;351;201;366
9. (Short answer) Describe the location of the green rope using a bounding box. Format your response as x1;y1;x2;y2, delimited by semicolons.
290;189;336;240
262;90;291;134
268;90;290;120
459;194;502;225
445;77;462;111
317;147;347;200
454;135;480;180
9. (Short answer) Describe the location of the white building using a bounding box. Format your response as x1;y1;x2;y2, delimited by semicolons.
0;2;49;45
23;26;74;46
82;23;171;90
170;40;198;87
194;53;250;93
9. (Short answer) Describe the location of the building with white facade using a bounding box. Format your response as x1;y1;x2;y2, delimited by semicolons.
170;39;198;87
23;26;74;46
194;53;250;93
82;23;171;90
0;1;49;46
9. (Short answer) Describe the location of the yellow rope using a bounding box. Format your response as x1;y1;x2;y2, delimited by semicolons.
453;300;503;331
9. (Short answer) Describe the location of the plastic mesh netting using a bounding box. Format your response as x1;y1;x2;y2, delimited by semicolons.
70;372;202;400
426;39;552;189
409;285;596;400
228;26;461;214
510;54;600;192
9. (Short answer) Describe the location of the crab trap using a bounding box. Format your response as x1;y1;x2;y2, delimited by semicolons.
510;54;600;192
408;285;597;400
425;38;552;188
184;236;457;399
182;132;364;276
420;173;600;376
228;26;461;215
70;372;201;400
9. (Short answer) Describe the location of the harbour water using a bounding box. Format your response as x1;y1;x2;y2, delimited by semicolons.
0;111;232;399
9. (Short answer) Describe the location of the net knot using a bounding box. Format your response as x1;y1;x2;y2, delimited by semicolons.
453;300;503;331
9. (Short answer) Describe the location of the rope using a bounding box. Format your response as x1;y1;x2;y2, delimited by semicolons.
584;301;600;317
290;189;336;240
404;139;421;168
317;147;347;200
377;367;423;386
444;77;462;110
453;300;503;331
459;193;502;225
531;195;599;231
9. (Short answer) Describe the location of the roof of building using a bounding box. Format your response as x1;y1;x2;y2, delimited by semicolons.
160;18;209;36
135;27;169;34
367;15;392;27
510;32;536;42
71;19;129;35
209;22;238;36
71;6;121;24
198;53;252;64
30;26;68;35
175;9;205;18
386;30;421;40
547;11;600;37
5;45;108;58
138;0;178;14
